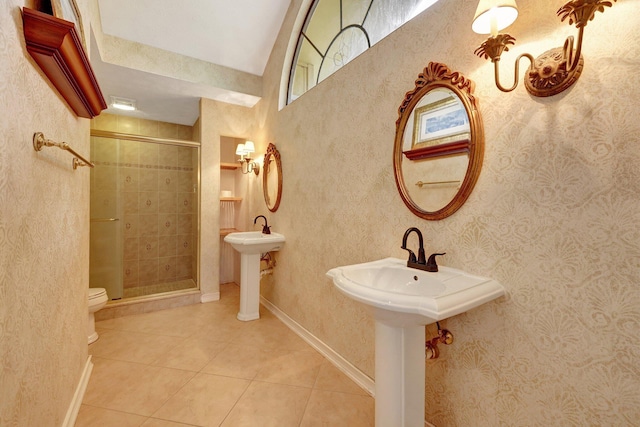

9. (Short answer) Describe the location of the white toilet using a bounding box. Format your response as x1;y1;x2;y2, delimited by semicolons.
88;288;108;344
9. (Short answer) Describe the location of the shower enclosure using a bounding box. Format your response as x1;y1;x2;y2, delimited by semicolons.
89;132;200;300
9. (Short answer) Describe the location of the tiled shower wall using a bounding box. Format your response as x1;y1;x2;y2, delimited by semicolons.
91;115;198;297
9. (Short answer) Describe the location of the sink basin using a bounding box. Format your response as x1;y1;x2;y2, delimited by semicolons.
327;257;505;326
224;231;285;254
224;231;285;321
327;257;505;426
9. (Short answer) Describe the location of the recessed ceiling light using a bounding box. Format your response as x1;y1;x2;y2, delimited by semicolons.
110;96;136;111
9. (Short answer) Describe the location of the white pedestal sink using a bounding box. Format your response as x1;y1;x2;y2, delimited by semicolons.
224;231;285;321
327;257;505;427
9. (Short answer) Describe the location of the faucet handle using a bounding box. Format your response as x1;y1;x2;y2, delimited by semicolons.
262;225;271;234
426;253;446;272
401;246;417;264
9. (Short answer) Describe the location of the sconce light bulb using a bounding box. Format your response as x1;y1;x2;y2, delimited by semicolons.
472;0;519;35
244;141;256;155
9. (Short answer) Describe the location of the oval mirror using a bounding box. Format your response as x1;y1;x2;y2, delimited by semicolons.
263;143;283;212
393;62;484;220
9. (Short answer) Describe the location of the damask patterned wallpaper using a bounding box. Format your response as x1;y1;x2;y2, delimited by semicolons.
0;0;94;425
252;0;640;424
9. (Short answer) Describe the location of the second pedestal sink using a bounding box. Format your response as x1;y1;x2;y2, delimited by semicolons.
327;257;505;427
224;231;285;321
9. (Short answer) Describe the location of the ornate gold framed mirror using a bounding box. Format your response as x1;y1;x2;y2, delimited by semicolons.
263;143;282;212
393;62;484;220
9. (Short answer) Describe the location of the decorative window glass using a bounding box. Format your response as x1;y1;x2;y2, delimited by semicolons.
287;0;440;104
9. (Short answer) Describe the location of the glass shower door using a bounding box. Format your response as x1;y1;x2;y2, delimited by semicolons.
90;137;123;299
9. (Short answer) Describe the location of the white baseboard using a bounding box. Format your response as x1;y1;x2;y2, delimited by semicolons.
260;297;375;397
62;355;93;427
200;291;220;303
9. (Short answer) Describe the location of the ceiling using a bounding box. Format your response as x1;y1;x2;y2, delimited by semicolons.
93;0;291;126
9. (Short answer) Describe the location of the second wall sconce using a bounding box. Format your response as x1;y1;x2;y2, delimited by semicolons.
472;0;616;97
236;141;260;175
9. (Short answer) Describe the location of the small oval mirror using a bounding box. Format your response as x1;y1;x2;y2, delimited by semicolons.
263;143;282;212
393;62;484;220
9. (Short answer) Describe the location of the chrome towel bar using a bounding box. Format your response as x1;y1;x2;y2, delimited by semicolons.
33;132;94;170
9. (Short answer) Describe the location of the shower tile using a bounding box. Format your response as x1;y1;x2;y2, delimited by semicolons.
92;113;117;131
93;138;119;163
157;121;179;140
176;126;193;142
119;140;140;165
139;119;160;138
123;238;139;261
159;192;177;214
176;214;192;235
158;257;177;282
176;146;193;168
175;256;192;279
123;215;139;238
176;171;194;193
94;166;118;191
121;167;139;192
90;190;117;219
177;193;192;214
123;192;139;215
117;116;140;135
139;236;159;260
138;214;159;237
176;235;192;256
152;373;249;426
139;259;159;285
123;260;139;288
158;236;177;258
140;142;159;166
139;192;159;214
158;214;177;236
158;169;177;193
139;169;159;192
158;145;178;168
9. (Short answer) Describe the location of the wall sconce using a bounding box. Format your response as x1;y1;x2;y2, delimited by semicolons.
235;141;260;175
472;0;616;97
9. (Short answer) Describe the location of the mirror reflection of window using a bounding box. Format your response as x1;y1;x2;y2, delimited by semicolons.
287;0;440;103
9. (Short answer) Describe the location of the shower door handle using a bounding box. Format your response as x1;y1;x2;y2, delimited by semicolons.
90;218;120;222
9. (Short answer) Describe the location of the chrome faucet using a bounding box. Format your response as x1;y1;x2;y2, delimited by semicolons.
254;215;271;234
401;227;426;270
401;227;446;272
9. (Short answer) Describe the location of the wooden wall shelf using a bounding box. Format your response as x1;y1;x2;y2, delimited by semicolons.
220;228;239;236
22;7;107;118
221;162;241;170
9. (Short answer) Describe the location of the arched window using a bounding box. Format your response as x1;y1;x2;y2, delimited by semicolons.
287;0;440;104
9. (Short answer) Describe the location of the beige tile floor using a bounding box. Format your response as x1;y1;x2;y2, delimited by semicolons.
76;283;374;427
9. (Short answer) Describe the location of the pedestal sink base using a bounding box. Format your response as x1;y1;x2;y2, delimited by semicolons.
237;253;261;321
224;231;285;322
327;258;506;426
375;320;425;427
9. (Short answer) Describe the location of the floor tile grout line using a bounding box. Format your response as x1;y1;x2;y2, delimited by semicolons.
215;379;253;427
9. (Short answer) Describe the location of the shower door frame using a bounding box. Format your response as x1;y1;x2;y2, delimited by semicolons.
90;129;201;299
